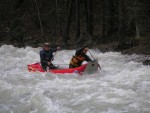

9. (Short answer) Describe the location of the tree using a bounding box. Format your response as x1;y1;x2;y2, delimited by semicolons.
63;0;73;46
76;0;80;41
102;0;106;40
85;0;93;35
34;0;45;41
56;0;62;36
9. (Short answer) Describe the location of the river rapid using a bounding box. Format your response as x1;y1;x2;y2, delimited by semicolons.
0;45;150;113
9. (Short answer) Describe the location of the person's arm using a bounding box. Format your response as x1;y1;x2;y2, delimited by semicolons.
85;55;92;62
49;47;60;62
50;48;57;52
51;47;61;52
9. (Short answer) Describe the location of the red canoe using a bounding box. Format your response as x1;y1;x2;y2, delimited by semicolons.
28;60;99;74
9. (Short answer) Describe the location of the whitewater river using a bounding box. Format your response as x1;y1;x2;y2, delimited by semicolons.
0;45;150;113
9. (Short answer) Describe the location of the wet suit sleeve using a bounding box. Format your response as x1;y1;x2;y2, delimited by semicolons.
51;48;57;52
50;48;57;61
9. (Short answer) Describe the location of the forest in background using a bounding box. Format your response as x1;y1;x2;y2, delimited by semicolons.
0;0;150;54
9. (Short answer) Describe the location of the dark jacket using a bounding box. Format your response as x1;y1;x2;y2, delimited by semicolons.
40;48;57;69
69;47;92;68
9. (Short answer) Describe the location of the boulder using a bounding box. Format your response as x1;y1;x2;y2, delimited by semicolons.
143;60;150;65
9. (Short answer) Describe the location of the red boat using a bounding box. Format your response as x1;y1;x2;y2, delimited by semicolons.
28;60;99;74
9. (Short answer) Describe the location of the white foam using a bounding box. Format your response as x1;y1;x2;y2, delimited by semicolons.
0;45;150;113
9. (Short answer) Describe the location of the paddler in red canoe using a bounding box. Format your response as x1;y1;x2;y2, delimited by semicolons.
69;46;92;68
39;42;60;70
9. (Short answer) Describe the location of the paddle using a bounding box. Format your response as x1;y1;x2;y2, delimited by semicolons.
88;50;101;70
51;50;57;61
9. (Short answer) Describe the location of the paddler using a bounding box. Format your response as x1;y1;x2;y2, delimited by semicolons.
69;46;92;68
40;42;60;70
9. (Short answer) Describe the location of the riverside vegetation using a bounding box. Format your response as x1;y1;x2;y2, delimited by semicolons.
0;0;150;64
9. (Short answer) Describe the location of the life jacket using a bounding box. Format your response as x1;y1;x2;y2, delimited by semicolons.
70;55;86;67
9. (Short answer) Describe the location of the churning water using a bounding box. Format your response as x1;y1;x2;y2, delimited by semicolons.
0;45;150;113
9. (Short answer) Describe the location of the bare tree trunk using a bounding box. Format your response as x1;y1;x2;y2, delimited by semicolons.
63;0;73;46
10;0;14;15
64;0;69;22
34;0;45;40
56;0;62;36
135;21;140;37
117;0;123;41
85;0;92;35
134;0;140;38
102;0;106;39
76;0;80;41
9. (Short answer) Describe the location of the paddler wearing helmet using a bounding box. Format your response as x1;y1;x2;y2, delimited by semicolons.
39;42;60;70
69;46;92;68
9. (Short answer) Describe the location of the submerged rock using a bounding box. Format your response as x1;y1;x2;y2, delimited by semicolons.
143;60;150;65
